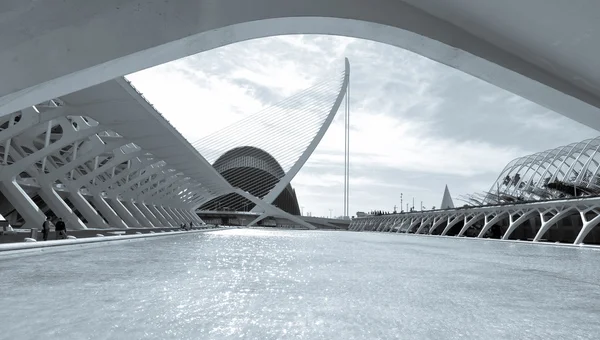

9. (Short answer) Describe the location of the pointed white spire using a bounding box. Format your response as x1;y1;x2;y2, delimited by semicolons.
440;185;454;209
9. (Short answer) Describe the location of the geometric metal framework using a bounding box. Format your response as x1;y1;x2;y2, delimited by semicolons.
349;195;600;245
472;137;600;205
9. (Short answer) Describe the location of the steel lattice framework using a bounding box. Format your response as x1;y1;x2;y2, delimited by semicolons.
478;137;600;205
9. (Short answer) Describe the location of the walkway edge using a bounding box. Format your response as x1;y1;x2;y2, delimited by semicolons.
0;228;228;258
376;231;600;251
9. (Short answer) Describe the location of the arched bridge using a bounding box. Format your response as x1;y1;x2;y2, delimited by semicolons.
350;196;600;245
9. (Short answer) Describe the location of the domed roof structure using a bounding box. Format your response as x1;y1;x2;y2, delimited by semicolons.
199;146;300;215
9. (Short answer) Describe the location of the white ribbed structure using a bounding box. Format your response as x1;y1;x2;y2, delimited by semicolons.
0;78;224;230
460;136;600;205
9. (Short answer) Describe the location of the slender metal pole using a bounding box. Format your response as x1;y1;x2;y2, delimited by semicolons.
342;61;351;219
344;81;348;216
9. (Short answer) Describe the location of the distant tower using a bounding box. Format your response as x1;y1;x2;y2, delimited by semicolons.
440;185;455;209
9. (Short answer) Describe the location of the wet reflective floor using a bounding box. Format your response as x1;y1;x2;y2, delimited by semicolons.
1;229;599;340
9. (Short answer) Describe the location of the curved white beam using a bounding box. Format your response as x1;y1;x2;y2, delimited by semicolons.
2;1;600;130
260;58;350;206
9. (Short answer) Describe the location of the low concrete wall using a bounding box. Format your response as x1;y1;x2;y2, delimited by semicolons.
0;228;227;258
376;231;600;250
0;227;215;244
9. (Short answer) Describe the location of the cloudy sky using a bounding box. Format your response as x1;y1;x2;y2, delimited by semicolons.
127;35;598;218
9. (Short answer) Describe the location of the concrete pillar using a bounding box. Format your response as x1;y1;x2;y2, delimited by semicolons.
91;195;128;229
122;200;154;228
67;190;110;229
148;205;173;227
136;203;163;227
157;206;180;226
166;207;186;224
179;209;193;222
106;197;143;228
171;208;196;223
181;209;200;224
37;184;87;230
0;179;46;230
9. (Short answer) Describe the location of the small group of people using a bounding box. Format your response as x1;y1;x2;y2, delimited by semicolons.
180;221;194;231
40;216;67;241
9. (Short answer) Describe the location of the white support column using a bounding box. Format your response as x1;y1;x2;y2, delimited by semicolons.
395;219;409;233
574;208;600;244
40;120;53;173
533;207;574;242
381;218;394;232
178;209;193;223
440;215;463;236
405;218;421;234
0;179;46;230
106;197;143;228
2;113;15;165
375;218;387;232
427;216;447;235
67;189;110;229
122;200;155;228
37;184;87;230
385;218;396;232
477;212;508;238
502;210;537;240
457;213;485;237
165;206;186;225
6;139;88;230
169;208;188;224
415;216;432;234
136;203;163;227
360;220;368;231
148;205;173;226
50;140;125;229
90;195;128;229
158;206;182;225
187;209;204;224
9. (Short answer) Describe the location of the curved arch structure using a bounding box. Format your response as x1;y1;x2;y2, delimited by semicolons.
2;1;600;131
486;137;600;204
200;146;301;215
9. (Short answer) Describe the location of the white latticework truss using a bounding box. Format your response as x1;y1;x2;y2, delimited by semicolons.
482;137;600;205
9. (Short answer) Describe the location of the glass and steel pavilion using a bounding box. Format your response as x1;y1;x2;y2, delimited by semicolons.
479;137;600;205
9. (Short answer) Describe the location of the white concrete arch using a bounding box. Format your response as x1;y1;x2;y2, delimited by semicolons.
2;1;600;131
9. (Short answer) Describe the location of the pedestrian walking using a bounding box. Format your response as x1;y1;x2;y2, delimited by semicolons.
55;218;67;240
41;216;53;241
